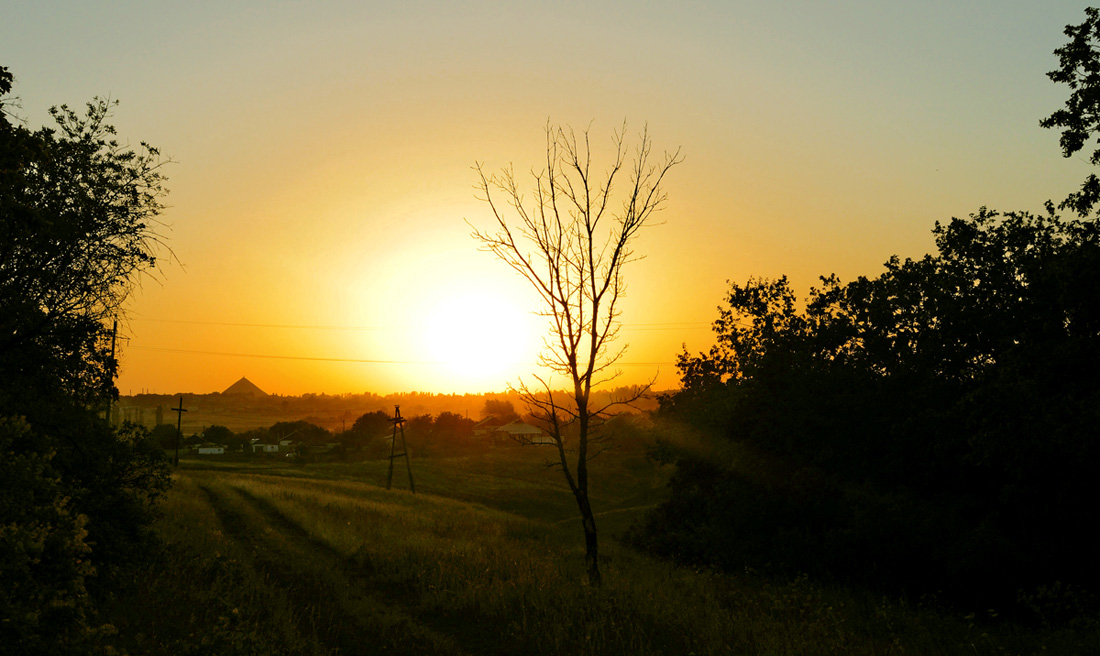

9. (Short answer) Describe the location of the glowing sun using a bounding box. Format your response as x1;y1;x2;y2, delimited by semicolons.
418;289;540;386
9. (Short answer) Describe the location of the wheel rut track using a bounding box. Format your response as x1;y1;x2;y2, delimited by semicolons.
198;482;373;655
196;479;513;656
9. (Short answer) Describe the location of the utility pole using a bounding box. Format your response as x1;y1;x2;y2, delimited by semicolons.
105;319;117;424
172;396;187;467
386;405;414;493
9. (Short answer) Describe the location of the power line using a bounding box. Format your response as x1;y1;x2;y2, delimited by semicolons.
126;345;678;367
130;318;385;331
128;346;434;364
129;317;713;332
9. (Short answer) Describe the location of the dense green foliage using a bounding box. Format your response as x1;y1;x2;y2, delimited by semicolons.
644;208;1100;617
0;66;172;652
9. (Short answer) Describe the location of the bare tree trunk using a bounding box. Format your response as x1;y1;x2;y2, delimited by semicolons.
472;122;680;586
575;489;601;586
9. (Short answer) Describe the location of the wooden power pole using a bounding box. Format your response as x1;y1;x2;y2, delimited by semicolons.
386;405;414;493
105;319;117;423
172;396;187;467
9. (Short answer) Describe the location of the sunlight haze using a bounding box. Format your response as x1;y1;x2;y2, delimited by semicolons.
2;0;1090;394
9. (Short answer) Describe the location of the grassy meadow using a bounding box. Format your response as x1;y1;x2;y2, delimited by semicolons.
98;447;1096;655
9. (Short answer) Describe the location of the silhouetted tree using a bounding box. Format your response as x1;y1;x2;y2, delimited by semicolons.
472;121;681;585
150;423;178;449
348;410;390;438
0;66;172;652
203;425;240;450
1042;6;1100;216
1;78;170;406
433;411;474;440
337;410;391;456
648;207;1100;614
269;420;328;444
481;397;519;421
405;413;433;437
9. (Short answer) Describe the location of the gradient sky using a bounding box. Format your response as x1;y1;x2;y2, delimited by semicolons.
2;1;1092;395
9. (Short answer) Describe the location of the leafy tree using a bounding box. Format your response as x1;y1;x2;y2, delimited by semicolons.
269;420;329;445
203;424;231;442
203;424;243;451
1043;6;1100;216
417;411;477;456
0;66;172;650
1;77;170;409
432;411;474;440
150;423;179;450
480;398;518;421
338;410;401;459
350;410;391;436
0;417;94;654
472;122;681;585
649;208;1100;614
404;413;433;438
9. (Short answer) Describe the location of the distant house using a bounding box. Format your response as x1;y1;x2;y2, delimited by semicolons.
250;440;279;453
473;414;510;438
197;445;225;455
477;419;554;445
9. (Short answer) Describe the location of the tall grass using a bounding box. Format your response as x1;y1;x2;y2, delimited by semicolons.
99;474;325;655
101;456;1098;655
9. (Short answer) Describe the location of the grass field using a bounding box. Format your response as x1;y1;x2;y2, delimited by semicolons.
99;448;1097;655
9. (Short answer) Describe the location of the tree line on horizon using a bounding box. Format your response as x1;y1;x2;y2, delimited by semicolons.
118;386;659;421
151;397;538;459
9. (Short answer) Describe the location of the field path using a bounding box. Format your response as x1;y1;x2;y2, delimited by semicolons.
194;476;510;656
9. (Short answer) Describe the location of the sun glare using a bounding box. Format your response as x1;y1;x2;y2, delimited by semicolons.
418;290;540;389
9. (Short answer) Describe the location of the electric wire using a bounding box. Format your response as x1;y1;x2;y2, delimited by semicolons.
126;344;678;367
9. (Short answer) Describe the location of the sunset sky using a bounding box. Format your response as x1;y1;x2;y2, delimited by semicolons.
2;1;1093;395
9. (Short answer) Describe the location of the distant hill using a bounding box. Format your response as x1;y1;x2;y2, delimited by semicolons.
222;377;267;397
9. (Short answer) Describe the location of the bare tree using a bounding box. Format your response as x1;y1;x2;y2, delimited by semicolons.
471;122;681;585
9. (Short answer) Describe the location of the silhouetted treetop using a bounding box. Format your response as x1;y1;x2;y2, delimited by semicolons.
1043;6;1100;216
651;207;1100;613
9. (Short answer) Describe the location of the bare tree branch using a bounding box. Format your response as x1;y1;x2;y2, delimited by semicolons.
470;122;680;586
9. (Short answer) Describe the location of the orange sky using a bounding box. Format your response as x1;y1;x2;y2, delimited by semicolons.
3;2;1093;395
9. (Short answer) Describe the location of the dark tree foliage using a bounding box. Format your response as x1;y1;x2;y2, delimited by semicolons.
644;208;1100;616
341;410;392;450
481;397;519;421
334;410;394;458
0;417;95;654
268;420;329;445
417;411;478;456
150;422;180;449
432;411;475;442
203;424;244;451
1043;7;1100;216
0;67;171;652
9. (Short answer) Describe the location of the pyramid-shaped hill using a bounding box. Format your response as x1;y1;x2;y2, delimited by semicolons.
222;377;267;398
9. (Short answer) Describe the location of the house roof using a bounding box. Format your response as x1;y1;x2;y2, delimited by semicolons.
495;421;544;436
473;414;511;430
